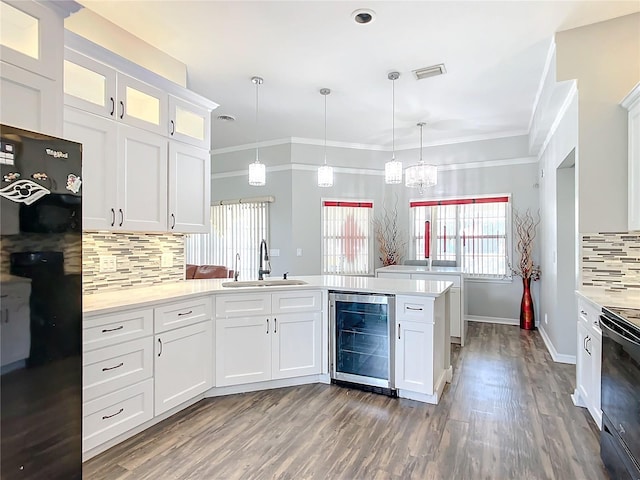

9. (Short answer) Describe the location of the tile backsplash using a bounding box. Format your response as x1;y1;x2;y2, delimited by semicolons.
83;232;185;294
582;232;640;290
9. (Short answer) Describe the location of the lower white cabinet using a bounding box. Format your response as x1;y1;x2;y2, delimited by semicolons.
574;294;602;428
154;320;213;415
215;292;322;387
376;269;466;345
83;378;154;453
394;294;448;401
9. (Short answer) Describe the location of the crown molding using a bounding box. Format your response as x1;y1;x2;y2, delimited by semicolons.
211;129;530;156
528;38;556;134
211;156;538;179
537;81;578;158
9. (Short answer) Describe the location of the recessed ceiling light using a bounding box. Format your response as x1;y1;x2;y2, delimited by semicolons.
216;114;236;122
352;8;375;25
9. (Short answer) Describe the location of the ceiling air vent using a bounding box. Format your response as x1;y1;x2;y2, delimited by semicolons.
412;64;447;80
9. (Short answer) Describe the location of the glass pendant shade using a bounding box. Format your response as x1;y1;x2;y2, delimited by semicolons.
317;164;334;187
405;122;437;193
385;159;403;184
405;163;437;190
248;160;266;186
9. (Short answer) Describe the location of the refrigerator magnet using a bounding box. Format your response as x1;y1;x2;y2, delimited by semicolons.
66;174;82;194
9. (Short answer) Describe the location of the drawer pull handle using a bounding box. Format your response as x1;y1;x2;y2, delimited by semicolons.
580;309;587;316
274;317;277;334
398;323;401;340
102;362;124;372
102;325;124;333
102;408;124;420
406;306;423;311
266;318;269;334
177;310;193;317
158;338;163;357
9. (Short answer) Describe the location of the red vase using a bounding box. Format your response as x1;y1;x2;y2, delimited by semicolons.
520;277;535;330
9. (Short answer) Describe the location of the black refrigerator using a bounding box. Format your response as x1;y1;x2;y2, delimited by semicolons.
0;124;82;479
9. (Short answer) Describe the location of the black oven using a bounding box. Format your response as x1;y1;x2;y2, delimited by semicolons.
600;307;640;479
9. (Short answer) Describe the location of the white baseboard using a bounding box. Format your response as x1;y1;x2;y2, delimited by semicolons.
466;315;518;326
538;326;576;364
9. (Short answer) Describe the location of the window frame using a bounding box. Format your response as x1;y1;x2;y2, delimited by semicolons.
409;193;513;281
321;197;374;276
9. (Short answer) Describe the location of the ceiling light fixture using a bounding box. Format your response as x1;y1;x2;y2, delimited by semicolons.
385;71;402;184
405;122;437;194
352;8;375;24
248;76;266;186
317;88;334;188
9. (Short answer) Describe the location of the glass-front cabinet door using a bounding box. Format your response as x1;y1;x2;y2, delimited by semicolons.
116;73;167;136
169;95;210;148
0;0;60;79
64;48;117;117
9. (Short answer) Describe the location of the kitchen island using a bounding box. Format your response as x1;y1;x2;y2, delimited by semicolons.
82;275;452;459
376;265;467;345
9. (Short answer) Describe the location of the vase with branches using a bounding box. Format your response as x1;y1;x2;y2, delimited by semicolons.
373;196;406;266
510;208;541;330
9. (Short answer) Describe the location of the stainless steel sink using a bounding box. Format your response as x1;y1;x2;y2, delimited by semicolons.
221;279;308;288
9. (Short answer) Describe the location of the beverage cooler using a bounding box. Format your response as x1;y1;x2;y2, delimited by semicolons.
329;293;395;394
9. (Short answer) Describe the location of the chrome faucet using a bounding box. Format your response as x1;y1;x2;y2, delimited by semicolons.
234;253;240;281
258;239;271;280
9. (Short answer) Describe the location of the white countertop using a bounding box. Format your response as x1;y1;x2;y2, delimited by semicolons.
376;265;464;275
576;286;640;310
83;275;453;315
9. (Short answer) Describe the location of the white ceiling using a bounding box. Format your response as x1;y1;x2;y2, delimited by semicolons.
78;1;639;151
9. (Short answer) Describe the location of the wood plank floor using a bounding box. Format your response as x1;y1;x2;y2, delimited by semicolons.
84;323;608;479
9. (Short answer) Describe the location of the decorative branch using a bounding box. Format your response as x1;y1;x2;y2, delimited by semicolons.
510;208;541;281
373;195;406;266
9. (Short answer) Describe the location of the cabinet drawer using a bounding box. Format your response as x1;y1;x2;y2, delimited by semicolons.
272;290;322;313
215;294;271;318
577;296;601;331
83;378;153;453
83;337;153;402
410;273;461;287
154;296;212;333
396;295;434;323
83;308;153;352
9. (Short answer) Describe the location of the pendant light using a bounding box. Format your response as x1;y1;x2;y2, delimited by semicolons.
317;88;334;187
405;122;437;194
384;71;402;184
248;75;266;186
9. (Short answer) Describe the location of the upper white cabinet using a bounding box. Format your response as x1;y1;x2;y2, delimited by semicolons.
64;107;168;232
169;95;211;148
168;142;211;233
64;49;168;136
62;32;218;233
0;0;73;136
622;83;640;231
0;0;63;80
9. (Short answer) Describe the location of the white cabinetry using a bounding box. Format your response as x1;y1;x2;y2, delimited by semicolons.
168;142;211;232
622;84;640;231
395;294;450;403
573;294;602;428
64;108;168;231
0;0;69;136
82;307;154;453
153;297;213;415
64;49;167;135
376;268;466;345
215;291;322;387
63;38;216;234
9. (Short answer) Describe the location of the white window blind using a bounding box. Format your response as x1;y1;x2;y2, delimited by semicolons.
185;201;269;281
322;200;373;275
410;196;510;278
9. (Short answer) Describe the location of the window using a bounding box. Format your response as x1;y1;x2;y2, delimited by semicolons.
185;200;269;280
322;200;373;275
410;196;511;278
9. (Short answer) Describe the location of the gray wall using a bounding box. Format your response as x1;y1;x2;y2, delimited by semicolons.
556;13;640;233
212;141;539;321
